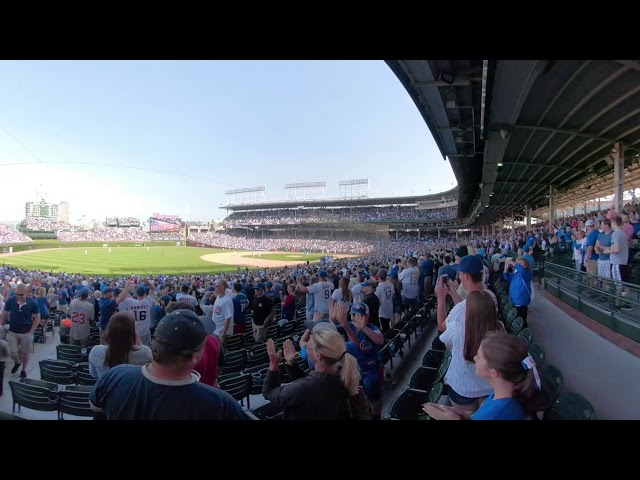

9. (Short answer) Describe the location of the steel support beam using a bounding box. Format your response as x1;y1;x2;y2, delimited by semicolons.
613;142;624;213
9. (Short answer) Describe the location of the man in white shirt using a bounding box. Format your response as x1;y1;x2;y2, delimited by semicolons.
212;279;234;343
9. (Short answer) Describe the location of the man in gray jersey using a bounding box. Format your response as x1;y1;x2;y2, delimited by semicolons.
603;216;631;311
296;270;334;319
116;279;156;347
69;287;95;347
375;269;394;332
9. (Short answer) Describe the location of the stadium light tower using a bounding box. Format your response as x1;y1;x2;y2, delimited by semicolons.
284;181;326;201
338;178;369;199
224;186;266;205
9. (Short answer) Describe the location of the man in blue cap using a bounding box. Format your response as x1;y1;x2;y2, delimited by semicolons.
436;255;498;335
69;287;95;348
334;302;385;420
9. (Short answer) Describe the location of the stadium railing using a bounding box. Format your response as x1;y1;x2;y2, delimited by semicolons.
543;261;640;343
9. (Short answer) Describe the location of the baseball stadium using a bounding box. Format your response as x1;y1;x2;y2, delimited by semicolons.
1;59;640;421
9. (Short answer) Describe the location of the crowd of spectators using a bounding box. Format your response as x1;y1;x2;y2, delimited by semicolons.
20;219;69;231
57;228;152;242
222;205;457;227
189;232;375;254
0;226;33;245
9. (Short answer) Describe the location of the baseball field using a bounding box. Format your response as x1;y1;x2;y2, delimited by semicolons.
0;244;342;276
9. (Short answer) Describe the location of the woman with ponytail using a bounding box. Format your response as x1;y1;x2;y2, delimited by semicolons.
423;331;541;420
263;331;370;420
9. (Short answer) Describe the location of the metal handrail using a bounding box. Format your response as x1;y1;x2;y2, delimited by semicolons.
545;261;640;294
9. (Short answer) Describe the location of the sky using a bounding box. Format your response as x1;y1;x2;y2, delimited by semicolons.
0;60;457;223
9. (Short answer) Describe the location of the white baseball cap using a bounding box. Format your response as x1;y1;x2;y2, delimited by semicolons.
585;220;595;226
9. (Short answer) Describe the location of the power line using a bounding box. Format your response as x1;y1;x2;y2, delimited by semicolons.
1;127;242;188
0;161;243;189
1;127;44;163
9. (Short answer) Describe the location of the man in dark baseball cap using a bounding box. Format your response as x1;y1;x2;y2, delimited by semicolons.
89;309;246;420
154;309;208;354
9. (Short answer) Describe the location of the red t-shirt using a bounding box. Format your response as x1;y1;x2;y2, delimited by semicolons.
194;335;222;387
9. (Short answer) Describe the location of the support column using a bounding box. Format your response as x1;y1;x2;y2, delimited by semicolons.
613;142;624;213
549;185;557;223
525;207;531;231
438;228;441;239
395;230;398;240
511;211;515;233
456;230;459;240
418;230;421;239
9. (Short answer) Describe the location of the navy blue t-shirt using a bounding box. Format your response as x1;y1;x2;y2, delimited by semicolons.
4;296;39;334
98;297;117;331
89;364;246;420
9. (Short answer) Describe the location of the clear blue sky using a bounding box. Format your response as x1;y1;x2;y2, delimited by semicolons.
0;60;457;223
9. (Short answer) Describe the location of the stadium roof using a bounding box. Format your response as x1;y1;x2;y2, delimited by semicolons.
221;188;457;211
387;60;640;226
385;60;484;220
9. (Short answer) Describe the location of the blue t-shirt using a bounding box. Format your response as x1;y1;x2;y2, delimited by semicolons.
151;305;165;329
3;296;40;334
58;289;69;305
585;229;600;261
525;236;536;249
438;265;457;279
89;364;246;420
98;297;117;331
37;297;49;318
596;231;613;261
421;259;434;277
472;393;527;420
232;293;249;327
337;323;382;373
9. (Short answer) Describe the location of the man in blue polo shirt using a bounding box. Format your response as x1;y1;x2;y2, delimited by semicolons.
1;283;41;378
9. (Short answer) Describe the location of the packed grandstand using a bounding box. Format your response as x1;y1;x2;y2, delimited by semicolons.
1;203;638;420
4;58;640;422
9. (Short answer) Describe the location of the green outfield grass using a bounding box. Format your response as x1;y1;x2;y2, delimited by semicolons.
242;252;326;262
2;247;238;276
